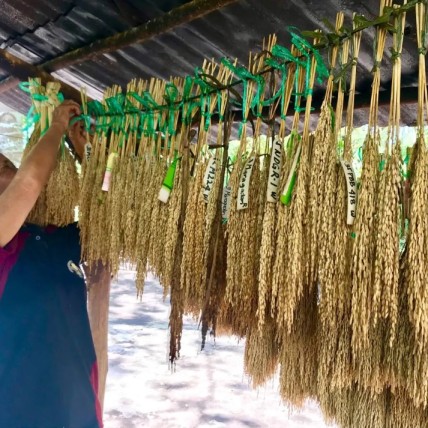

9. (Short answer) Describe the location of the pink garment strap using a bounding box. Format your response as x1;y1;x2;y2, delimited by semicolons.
0;232;29;299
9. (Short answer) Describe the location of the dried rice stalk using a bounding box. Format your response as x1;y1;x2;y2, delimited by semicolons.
307;14;343;291
349;132;380;377
279;284;318;406
372;4;406;347
257;56;296;327
271;55;305;327
200;113;232;348
147;158;169;280
162;160;183;287
181;157;207;314
350;0;390;364
23;81;78;227
244;317;279;388
224;49;263;336
272;46;317;332
406;0;428;354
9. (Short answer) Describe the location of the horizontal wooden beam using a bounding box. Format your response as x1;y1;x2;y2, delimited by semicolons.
42;0;239;72
0;49;83;103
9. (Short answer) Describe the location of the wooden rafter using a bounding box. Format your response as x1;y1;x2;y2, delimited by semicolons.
0;49;83;103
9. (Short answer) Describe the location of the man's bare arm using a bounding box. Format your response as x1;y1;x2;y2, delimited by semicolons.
0;101;81;247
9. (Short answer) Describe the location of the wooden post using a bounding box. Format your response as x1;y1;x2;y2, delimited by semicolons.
87;264;111;411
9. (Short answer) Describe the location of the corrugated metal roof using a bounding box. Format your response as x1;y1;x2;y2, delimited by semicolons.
0;0;421;127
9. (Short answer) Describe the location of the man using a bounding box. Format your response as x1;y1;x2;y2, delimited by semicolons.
0;100;103;428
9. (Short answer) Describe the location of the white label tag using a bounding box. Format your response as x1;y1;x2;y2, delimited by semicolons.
222;186;232;221
84;143;92;162
202;157;217;203
266;138;283;202
340;159;357;225
237;155;256;210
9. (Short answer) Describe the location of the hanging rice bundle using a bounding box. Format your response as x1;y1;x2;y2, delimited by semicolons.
402;1;428;408
279;279;319;406
349;1;390;388
147;157;169;280
225;153;261;337
257;52;296;328
81;132;109;265
82;85;123;267
180;156;207;314
23;80;79;227
317;29;355;404
271;57;306;330
224;48;266;337
277;48;319;406
168;127;195;364
180;60;230;315
78;84;114;264
121;80;148;266
134;156;158;295
199;147;227;346
199;93;233;346
158;85;190;288
108;117;131;275
326;17;362;393
372;4;406;353
132;80;161;295
307;14;343;296
272;43;318;333
244;315;279;388
162;159;183;289
406;0;428;354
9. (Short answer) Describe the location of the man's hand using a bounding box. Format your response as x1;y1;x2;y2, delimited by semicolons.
51;100;81;134
67;120;87;161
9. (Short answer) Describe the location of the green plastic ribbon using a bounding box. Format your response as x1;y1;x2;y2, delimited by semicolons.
221;57;267;136
194;70;215;131
164;82;181;136
288;27;329;85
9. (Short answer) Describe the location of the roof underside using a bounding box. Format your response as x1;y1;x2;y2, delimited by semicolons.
0;0;421;128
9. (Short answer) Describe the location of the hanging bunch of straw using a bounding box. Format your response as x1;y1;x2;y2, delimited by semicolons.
224;47;268;337
108;115;133;275
271;54;307;331
312;14;345;331
199;90;233;347
325;16;361;393
403;0;428;409
80;85;121;266
24;79;79;227
180;60;231;316
243;35;296;389
307;15;343;295
317;21;355;409
160;144;186;288
349;1;391;386
168;127;197;364
372;2;406;350
277;48;319;405
257;43;296;328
